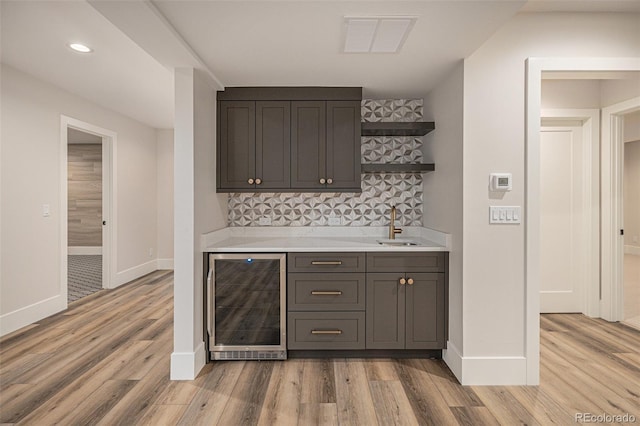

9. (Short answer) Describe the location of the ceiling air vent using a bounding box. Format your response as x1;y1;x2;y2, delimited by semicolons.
343;16;417;53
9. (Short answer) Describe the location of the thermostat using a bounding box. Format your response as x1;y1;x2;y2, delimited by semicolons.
489;173;512;191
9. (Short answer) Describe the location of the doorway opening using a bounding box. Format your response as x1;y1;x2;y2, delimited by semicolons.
61;116;116;306
601;99;640;326
525;58;640;385
539;109;599;316
622;111;640;330
67;128;104;302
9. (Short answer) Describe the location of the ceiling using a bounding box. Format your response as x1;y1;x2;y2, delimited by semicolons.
0;1;174;129
2;1;639;130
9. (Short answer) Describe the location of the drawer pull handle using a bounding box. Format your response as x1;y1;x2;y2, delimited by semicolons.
311;261;343;265
311;330;343;335
311;291;343;295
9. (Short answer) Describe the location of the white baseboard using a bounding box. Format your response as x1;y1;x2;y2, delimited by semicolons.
113;260;158;288
68;246;102;255
443;341;463;383
0;294;66;337
625;245;640;256
170;341;206;380
442;341;527;385
157;258;174;270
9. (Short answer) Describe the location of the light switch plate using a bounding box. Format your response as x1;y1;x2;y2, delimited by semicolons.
489;206;521;224
258;217;272;226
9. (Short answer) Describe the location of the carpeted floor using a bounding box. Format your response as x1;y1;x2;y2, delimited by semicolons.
68;255;102;303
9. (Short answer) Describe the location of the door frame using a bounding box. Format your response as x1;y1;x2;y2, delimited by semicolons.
525;57;639;385
60;115;117;300
540;109;600;317
600;96;640;321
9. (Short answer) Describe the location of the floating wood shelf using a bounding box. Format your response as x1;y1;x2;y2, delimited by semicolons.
361;163;435;173
361;122;435;136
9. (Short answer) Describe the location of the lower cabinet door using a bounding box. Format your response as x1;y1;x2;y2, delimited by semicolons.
405;273;446;349
366;273;405;349
288;311;365;350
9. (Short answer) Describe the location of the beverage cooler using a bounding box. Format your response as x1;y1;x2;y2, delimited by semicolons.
206;253;287;360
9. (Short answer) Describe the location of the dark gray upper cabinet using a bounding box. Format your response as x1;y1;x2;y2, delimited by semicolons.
291;101;326;190
217;87;362;193
218;100;290;191
218;101;255;190
326;101;362;191
291;100;361;192
256;101;291;190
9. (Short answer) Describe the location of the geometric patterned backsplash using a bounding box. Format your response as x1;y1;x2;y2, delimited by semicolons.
227;99;424;227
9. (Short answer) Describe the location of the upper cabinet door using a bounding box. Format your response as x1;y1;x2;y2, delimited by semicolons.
256;101;291;190
218;101;256;190
326;101;362;191
291;101;327;190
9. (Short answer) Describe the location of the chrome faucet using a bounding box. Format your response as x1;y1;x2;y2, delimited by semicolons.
388;206;403;240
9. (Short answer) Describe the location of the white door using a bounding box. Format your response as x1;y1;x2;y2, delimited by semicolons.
540;123;587;313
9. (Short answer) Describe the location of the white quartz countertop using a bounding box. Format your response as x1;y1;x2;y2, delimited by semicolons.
201;226;450;252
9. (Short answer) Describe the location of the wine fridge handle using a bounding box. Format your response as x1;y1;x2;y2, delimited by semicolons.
207;268;213;341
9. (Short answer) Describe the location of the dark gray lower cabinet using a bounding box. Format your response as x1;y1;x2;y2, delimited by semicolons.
366;272;445;350
288;312;365;350
287;251;448;353
288;273;365;311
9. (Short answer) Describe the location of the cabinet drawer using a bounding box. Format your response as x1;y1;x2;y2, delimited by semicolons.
288;312;365;350
367;252;446;273
288;253;365;273
288;273;365;311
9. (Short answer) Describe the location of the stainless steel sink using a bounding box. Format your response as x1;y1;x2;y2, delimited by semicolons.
377;239;418;246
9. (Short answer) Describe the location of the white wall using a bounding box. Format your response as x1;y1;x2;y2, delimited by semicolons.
541;80;601;108
624;110;640;143
171;68;227;380
1;64;160;335
422;61;464;359
157;129;174;268
602;79;640;107
542;78;640;109
461;12;639;385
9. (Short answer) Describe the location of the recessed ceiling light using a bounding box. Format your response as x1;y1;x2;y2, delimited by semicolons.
343;16;417;54
68;43;93;53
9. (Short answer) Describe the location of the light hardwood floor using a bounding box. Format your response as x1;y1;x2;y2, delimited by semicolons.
1;270;639;425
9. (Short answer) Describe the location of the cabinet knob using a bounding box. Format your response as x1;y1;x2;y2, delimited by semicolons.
255;178;262;185
327;178;333;184
247;178;255;184
407;278;414;285
399;277;406;285
320;178;326;184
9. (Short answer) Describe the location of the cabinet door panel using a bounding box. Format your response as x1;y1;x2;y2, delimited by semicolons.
366;273;404;349
326;101;361;191
256;101;290;190
291;101;326;189
219;101;255;190
405;273;445;349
